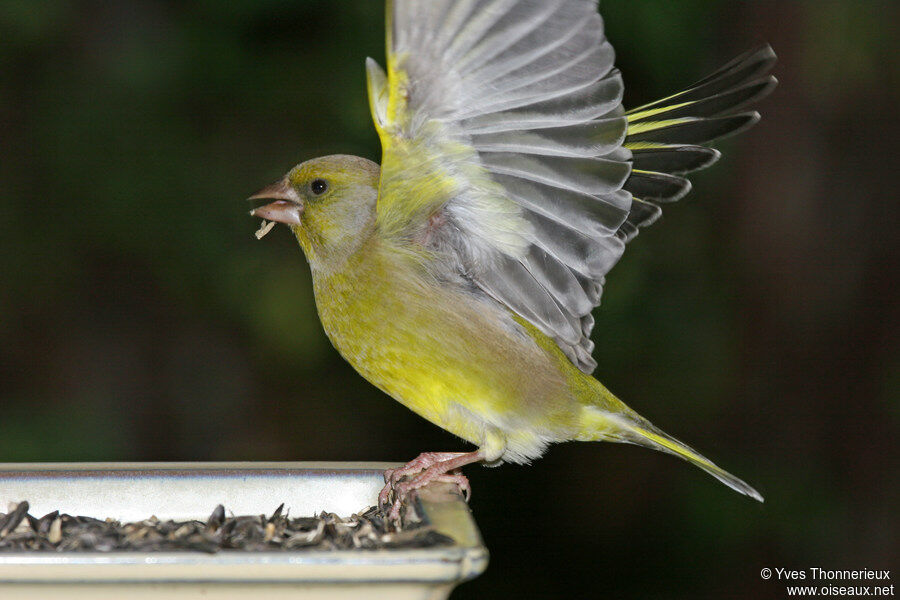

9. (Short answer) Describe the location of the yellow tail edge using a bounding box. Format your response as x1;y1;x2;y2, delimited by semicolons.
581;406;763;502
629;422;764;503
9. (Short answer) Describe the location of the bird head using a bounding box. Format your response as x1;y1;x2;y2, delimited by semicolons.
249;154;380;270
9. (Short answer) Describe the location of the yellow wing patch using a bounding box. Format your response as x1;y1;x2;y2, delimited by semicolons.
367;51;529;251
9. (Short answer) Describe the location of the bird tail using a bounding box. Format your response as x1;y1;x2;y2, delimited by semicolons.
579;384;763;502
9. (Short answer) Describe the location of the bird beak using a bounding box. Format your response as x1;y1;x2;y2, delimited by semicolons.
248;179;303;225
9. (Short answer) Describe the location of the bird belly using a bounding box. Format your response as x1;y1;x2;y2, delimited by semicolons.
311;253;582;463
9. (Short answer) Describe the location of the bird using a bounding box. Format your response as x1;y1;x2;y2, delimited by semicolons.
249;0;776;517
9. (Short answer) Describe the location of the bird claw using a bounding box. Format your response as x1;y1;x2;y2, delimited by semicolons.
432;472;472;501
378;469;397;508
385;469;472;522
379;451;483;525
379;452;467;509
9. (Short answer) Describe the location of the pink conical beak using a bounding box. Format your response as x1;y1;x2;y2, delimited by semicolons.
248;179;303;225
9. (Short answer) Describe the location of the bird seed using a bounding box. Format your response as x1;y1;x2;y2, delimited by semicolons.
0;501;453;554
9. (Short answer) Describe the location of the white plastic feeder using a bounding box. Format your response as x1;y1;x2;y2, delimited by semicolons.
0;462;488;599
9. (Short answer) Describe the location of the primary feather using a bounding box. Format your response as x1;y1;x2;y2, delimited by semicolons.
620;46;777;241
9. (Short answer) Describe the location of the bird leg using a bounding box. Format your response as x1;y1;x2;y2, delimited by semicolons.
380;450;484;521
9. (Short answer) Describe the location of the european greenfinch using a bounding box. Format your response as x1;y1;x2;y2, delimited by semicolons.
250;0;776;515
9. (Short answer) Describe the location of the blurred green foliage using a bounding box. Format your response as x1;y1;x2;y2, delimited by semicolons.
0;1;896;598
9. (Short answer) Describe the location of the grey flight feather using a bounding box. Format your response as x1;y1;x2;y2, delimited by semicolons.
373;1;776;373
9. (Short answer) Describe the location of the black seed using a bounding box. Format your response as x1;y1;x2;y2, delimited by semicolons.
269;503;284;523
0;499;453;553
206;504;226;531
0;502;29;538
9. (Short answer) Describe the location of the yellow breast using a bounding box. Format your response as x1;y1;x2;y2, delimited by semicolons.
308;236;581;461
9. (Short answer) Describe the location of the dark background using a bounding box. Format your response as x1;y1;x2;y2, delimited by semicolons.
1;1;897;597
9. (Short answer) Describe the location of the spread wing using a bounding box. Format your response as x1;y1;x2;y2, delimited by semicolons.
370;0;629;373
368;0;776;374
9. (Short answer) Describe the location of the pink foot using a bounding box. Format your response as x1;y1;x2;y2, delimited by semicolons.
379;452;466;506
379;450;484;522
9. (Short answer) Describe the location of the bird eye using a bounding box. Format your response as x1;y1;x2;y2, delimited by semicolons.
310;179;328;195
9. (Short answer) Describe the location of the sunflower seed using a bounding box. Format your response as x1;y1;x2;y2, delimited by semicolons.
0;501;452;553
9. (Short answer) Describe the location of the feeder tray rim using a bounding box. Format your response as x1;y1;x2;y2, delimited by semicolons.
0;461;489;586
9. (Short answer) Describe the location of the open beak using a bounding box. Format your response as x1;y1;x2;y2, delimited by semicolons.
248;179;303;225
